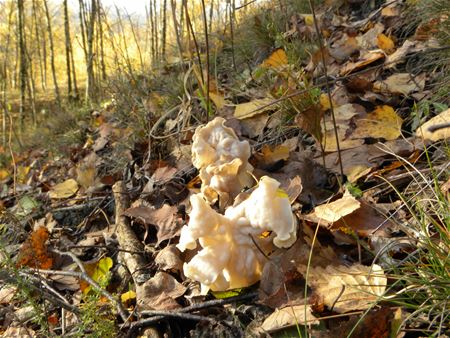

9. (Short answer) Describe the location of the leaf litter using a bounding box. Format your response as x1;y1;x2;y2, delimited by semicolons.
1;1;449;337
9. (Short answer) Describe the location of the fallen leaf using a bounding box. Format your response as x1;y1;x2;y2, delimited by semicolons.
340;51;385;75
330;201;393;237
14;196;40;218
377;34;395;54
261;49;288;69
0;286;17;304
385;40;415;68
311;190;361;223
124;204;179;245
155;245;184;273
261;144;290;164
302;264;387;313
81;257;113;294
351;105;403;140
284;176;303;204
416;108;450;141
49;179;79;199
0;168;9;180
374;73;425;95
136;272;186;310
240;113;270;138
209;92;228;110
17;166;30;184
357;23;385;49
261;304;319;332
234;98;275;119
121;290;136;303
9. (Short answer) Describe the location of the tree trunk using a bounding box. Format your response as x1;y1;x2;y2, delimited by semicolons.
96;0;107;81
43;0;61;107
31;0;45;92
17;0;27;128
86;0;97;102
63;0;73;98
161;0;167;59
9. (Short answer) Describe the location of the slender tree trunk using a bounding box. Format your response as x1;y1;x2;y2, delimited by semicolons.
170;0;184;67
1;3;14;146
96;0;107;81
63;0;73;98
85;0;97;102
149;0;156;64
17;0;27;128
43;0;61;107
161;0;167;59
31;0;45;92
153;0;159;63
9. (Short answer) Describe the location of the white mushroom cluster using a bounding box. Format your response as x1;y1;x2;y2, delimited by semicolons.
177;176;297;294
191;117;253;206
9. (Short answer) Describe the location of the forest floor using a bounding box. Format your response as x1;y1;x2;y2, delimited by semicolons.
0;0;449;337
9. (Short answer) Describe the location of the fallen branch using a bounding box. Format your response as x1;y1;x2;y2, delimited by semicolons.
112;181;149;285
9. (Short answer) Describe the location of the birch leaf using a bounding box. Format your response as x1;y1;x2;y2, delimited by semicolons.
49;179;79;199
262;304;319;332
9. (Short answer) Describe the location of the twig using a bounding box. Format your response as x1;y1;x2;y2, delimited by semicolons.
49;250;129;322
124;292;258;335
200;0;210;121
0;269;79;314
308;0;344;180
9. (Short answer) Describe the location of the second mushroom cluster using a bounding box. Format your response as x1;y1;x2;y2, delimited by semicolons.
177;117;297;294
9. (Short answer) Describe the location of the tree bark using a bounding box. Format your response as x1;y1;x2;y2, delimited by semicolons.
17;0;27;128
63;0;73;98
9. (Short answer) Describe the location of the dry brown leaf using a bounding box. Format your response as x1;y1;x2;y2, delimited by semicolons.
261;304;319;332
385;40;415;68
374;73;425;95
303;264;387;313
261;144;290;164
416;108;450;141
351;105;403;140
357;23;385;49
340;51;385;75
154;245;184;273
240;113;270;138
284;175;303;204
0;286;17;304
311;190;361;223
136;272;186;310
124;204;179;245
234;98;274;119
49;179;79;199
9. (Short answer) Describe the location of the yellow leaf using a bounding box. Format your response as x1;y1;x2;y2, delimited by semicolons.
261;49;288;69
83;257;113;295
0;169;10;180
121;290;136;303
234;98;274;119
17;166;30;184
76;165;96;189
416;108;450;141
319;93;332;111
377;33;395;54
302;14;314;26
351;105;403;140
261;144;290;163
49;179;79;199
209;92;228;110
323;128;363;152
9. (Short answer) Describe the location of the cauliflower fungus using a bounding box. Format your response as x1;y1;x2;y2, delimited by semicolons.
191;117;253;206
177;176;297;293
